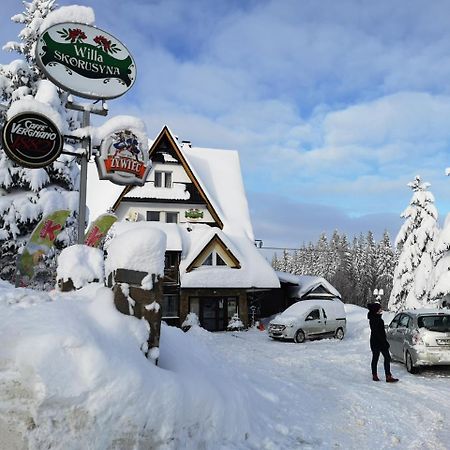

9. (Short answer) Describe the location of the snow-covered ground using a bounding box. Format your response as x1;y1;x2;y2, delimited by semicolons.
0;282;449;449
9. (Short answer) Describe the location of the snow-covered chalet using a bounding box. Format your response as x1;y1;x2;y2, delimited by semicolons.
111;126;280;331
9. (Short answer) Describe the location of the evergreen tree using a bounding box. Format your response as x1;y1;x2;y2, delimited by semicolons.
375;231;395;308
0;1;81;283
389;176;438;311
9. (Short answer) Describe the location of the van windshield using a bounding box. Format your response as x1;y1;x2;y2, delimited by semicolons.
417;315;450;332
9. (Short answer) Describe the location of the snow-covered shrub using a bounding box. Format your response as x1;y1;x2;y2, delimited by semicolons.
181;312;200;331
227;313;245;331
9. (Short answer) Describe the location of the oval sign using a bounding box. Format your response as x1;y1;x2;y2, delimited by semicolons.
1;112;63;168
35;22;136;100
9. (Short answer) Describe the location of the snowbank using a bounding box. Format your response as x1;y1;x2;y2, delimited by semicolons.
0;281;258;449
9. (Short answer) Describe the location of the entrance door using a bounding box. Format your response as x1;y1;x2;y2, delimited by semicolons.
199;297;238;331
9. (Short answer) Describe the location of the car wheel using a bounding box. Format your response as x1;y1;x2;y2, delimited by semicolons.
294;329;306;343
335;327;344;340
405;350;418;374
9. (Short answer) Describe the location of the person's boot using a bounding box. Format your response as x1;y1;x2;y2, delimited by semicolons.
372;374;380;381
386;374;399;383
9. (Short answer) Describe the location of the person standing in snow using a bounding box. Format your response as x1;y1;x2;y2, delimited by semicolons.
367;302;399;383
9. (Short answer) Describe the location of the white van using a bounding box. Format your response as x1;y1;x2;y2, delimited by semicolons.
268;299;346;343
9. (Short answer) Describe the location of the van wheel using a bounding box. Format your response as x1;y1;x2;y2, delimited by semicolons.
335;328;344;340
405;350;418;374
294;329;305;343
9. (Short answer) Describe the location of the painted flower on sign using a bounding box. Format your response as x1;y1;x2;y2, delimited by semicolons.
94;35;120;54
57;28;87;43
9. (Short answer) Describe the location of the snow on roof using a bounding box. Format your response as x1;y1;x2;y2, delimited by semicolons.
122;183;190;201
180;225;279;289
181;144;254;241
276;271;341;298
111;221;182;251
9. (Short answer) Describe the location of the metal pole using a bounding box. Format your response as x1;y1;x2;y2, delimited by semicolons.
77;110;90;244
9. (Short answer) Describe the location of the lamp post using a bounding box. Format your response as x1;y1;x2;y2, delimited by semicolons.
373;288;384;303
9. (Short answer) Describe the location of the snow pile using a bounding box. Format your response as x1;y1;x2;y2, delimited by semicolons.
73;115;148;149
105;227;166;290
39;5;95;32
56;245;104;289
0;281;260;449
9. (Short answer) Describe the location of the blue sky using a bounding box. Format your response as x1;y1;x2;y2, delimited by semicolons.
2;0;450;248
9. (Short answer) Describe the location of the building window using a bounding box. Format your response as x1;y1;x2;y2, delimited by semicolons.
146;211;160;221
161;294;179;318
166;212;178;223
201;251;227;267
164;172;172;188
154;171;172;188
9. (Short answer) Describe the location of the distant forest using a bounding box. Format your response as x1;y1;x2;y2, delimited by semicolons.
271;230;396;308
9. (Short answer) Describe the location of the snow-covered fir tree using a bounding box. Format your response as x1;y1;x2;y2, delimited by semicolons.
0;0;82;283
375;230;395;308
271;230;396;306
389;176;439;311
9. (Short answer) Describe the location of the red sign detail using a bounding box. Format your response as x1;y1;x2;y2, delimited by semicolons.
39;220;62;241
85;226;104;247
104;156;146;178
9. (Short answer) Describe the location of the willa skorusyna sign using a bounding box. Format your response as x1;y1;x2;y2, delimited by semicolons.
36;22;136;99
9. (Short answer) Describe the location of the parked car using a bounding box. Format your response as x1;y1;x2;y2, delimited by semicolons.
268;299;346;343
386;309;450;373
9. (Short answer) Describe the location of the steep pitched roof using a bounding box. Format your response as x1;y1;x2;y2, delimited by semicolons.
112;126;223;229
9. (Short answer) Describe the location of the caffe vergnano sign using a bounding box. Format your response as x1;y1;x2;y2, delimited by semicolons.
2;112;63;168
36;22;136;99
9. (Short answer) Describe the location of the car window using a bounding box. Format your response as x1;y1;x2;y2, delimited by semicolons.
322;308;327;319
389;314;401;329
306;309;320;321
418;314;450;332
398;314;410;328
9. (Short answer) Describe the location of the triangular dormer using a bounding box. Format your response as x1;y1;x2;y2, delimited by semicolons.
186;234;241;272
112;126;223;229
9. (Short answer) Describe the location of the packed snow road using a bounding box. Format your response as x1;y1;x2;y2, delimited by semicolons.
166;305;450;449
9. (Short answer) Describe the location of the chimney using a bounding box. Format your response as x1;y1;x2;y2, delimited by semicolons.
181;140;192;148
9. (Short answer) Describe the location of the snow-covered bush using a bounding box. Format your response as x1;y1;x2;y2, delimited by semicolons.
181;312;200;331
227;313;245;331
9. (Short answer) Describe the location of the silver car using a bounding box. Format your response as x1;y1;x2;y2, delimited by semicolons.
386;309;450;373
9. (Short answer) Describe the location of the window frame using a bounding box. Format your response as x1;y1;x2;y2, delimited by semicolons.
146;211;161;222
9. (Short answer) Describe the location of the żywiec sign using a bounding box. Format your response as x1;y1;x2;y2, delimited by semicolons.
1;112;63;168
35;22;136;99
96;129;151;186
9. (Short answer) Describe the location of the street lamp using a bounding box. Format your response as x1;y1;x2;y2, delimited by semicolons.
373;288;384;302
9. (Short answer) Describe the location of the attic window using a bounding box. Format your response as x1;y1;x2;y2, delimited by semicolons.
201;251;227;267
155;171;172;188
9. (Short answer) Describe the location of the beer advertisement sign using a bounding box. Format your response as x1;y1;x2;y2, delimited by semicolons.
36;22;136;99
96;128;151;186
2;112;63;168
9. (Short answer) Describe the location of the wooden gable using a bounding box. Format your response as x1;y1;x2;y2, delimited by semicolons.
112;126;223;229
186;234;241;272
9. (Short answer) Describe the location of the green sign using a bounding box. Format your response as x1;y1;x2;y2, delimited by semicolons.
36;22;136;99
15;210;70;287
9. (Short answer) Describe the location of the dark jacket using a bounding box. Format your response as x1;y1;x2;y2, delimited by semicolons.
368;311;390;351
